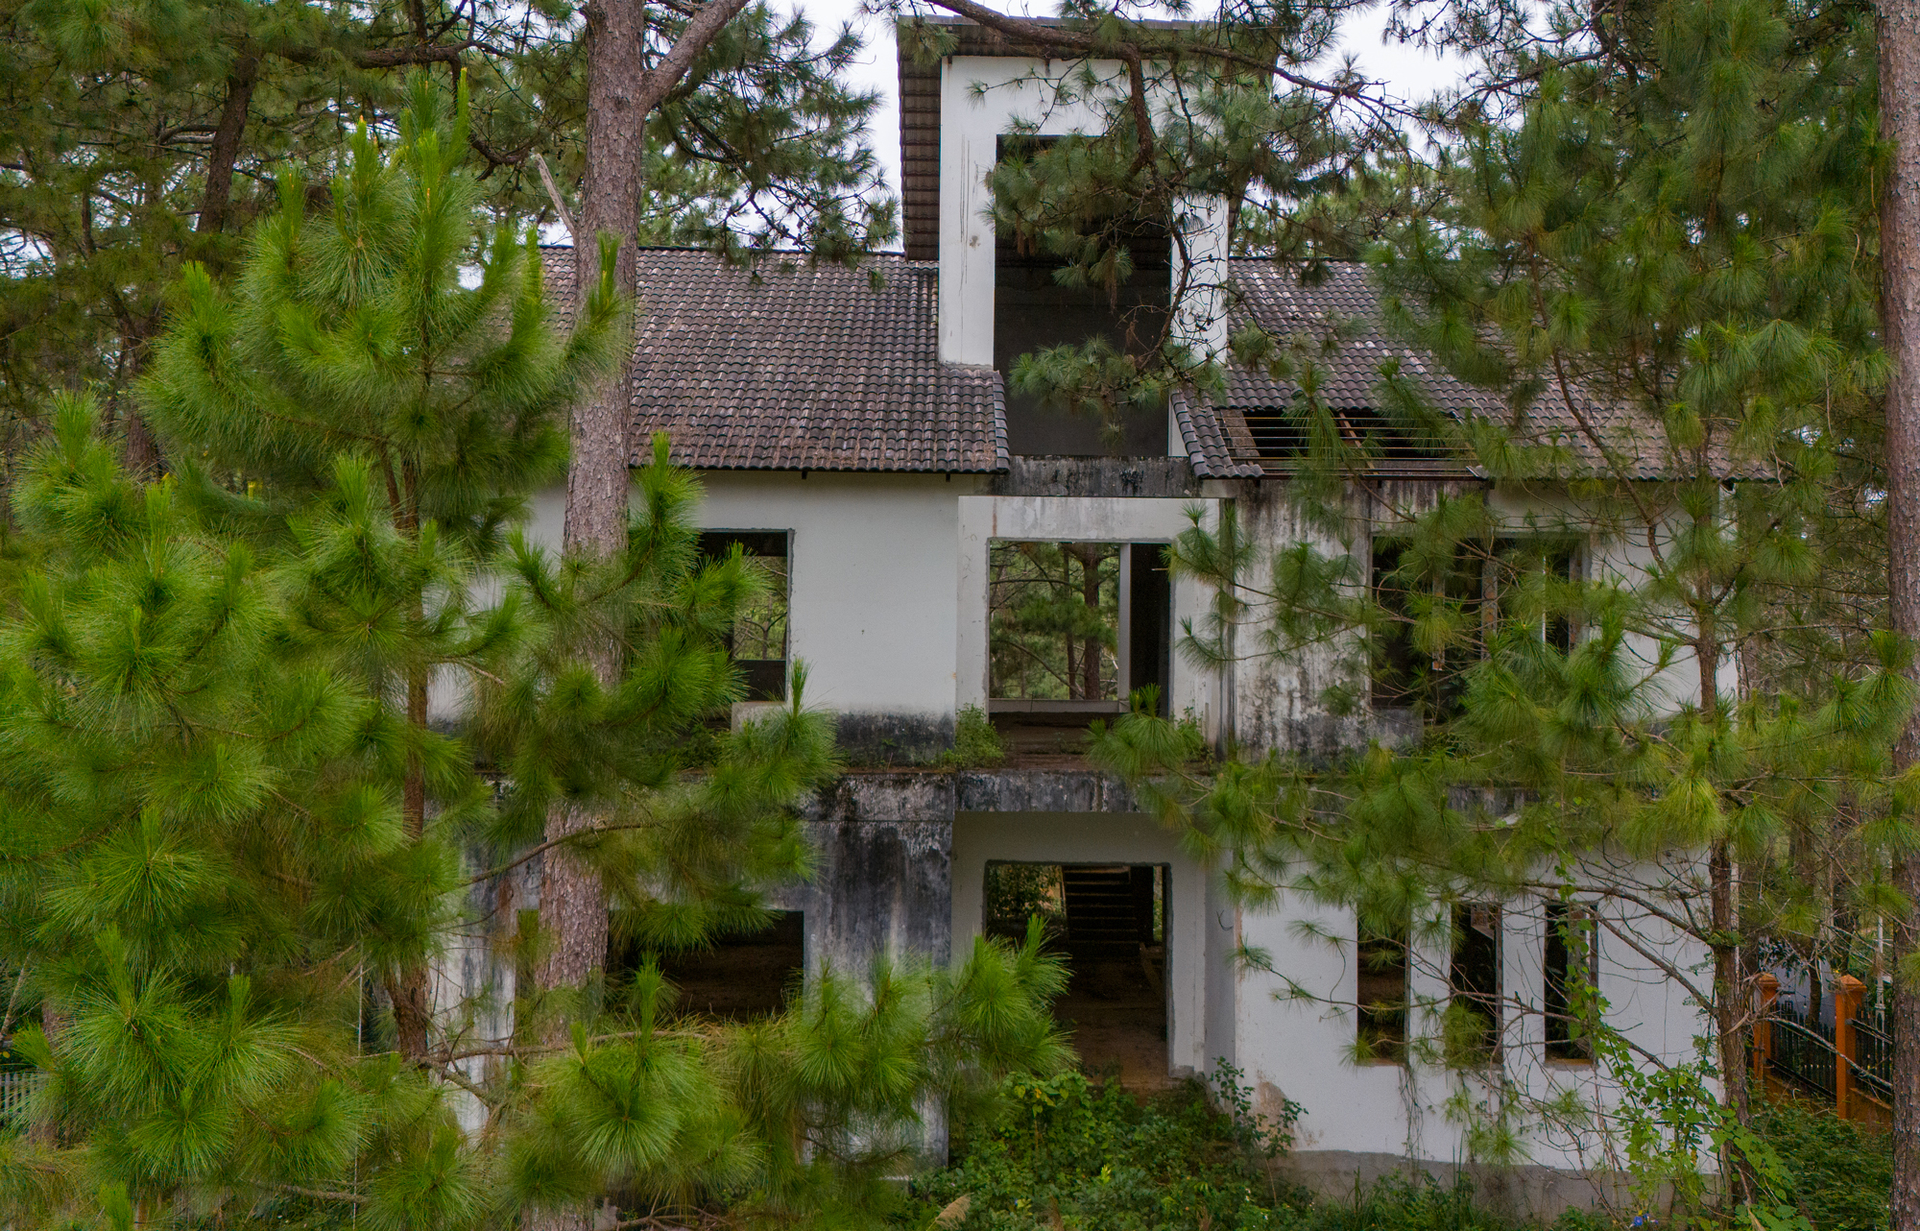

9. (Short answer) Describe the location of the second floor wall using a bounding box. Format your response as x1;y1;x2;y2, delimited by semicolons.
506;470;1736;763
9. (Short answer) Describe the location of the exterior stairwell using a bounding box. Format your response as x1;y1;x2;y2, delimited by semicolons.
1062;865;1152;958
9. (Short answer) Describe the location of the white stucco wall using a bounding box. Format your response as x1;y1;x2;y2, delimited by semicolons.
531;478;1230;735
1227;867;1711;1175
694;471;975;721
1227;483;1737;757
951;810;1209;1077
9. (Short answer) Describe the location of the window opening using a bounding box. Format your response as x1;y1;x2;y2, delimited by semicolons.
994;136;1171;458
1448;903;1501;1066
1356;915;1410;1063
1496;539;1580;654
700;531;789;701
984;861;1169;1087
991;541;1121;703
988;541;1170;754
608;910;806;1022
1371;536;1581;719
1544;901;1597;1061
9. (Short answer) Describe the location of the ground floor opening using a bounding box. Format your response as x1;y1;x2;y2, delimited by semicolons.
986;860;1170;1088
607;909;806;1021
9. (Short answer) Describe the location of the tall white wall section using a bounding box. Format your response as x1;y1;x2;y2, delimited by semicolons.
935;56;1231;369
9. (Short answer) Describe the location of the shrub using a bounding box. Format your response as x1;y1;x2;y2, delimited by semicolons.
1751;1101;1891;1231
1294;1177;1602;1231
943;705;1007;768
897;1068;1302;1230
897;1068;1624;1231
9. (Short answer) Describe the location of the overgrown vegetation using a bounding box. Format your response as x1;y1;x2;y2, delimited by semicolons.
1751;1101;1893;1231
898;1069;1298;1231
896;1070;1630;1231
943;705;1009;768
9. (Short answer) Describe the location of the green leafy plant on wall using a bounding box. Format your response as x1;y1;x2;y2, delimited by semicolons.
943;704;1009;768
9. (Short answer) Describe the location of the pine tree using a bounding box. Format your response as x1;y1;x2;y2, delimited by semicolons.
1875;0;1920;1208
1094;0;1904;1208
0;78;1068;1230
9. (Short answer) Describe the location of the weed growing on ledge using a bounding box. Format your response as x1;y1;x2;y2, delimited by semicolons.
942;705;1008;768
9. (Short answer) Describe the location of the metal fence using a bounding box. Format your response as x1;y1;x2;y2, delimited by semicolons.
1852;1014;1895;1105
1768;1001;1837;1101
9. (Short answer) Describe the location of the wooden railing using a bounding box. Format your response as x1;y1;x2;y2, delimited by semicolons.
1753;973;1891;1124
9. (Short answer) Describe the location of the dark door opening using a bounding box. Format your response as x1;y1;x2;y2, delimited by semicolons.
985;861;1169;1087
607;910;806;1021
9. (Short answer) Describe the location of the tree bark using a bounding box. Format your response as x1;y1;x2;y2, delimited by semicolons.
535;0;761;1024
1076;545;1103;700
1882;0;1920;1224
532;0;649;1050
1697;622;1752;1200
527;13;760;1226
388;660;433;1063
196;54;259;238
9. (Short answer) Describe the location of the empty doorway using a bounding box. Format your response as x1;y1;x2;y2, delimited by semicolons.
985;861;1169;1086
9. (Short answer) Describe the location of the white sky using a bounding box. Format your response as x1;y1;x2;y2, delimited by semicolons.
794;1;1472;201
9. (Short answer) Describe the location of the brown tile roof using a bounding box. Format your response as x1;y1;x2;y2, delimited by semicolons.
1173;393;1263;479
541;246;1669;483
1218;260;1681;479
547;247;1008;474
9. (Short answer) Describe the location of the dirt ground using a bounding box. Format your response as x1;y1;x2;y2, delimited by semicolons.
1054;953;1171;1090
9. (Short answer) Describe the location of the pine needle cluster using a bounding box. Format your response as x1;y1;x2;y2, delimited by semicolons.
0;75;1068;1231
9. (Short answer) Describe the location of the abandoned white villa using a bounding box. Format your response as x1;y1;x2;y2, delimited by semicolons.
440;18;1719;1207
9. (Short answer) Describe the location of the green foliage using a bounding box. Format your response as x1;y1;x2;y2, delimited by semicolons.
506;928;1072;1229
894;1068;1619;1231
982;864;1065;936
943;705;1009;769
0;392;471;1230
0;0;892;447
0;87;1069;1231
1088;0;1900;1203
1750;1101;1892;1231
1296;1177;1598;1231
898;1068;1301;1231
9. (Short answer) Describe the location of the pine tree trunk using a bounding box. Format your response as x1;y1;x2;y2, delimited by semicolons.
533;0;647;1054
1881;0;1920;1223
195;54;258;239
532;12;645;1230
529;7;765;1227
389;662;434;1063
534;0;761;1031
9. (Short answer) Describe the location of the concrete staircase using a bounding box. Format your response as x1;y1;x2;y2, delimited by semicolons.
1063;865;1151;957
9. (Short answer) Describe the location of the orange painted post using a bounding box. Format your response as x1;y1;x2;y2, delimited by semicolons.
1835;975;1866;1121
1754;973;1779;1091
